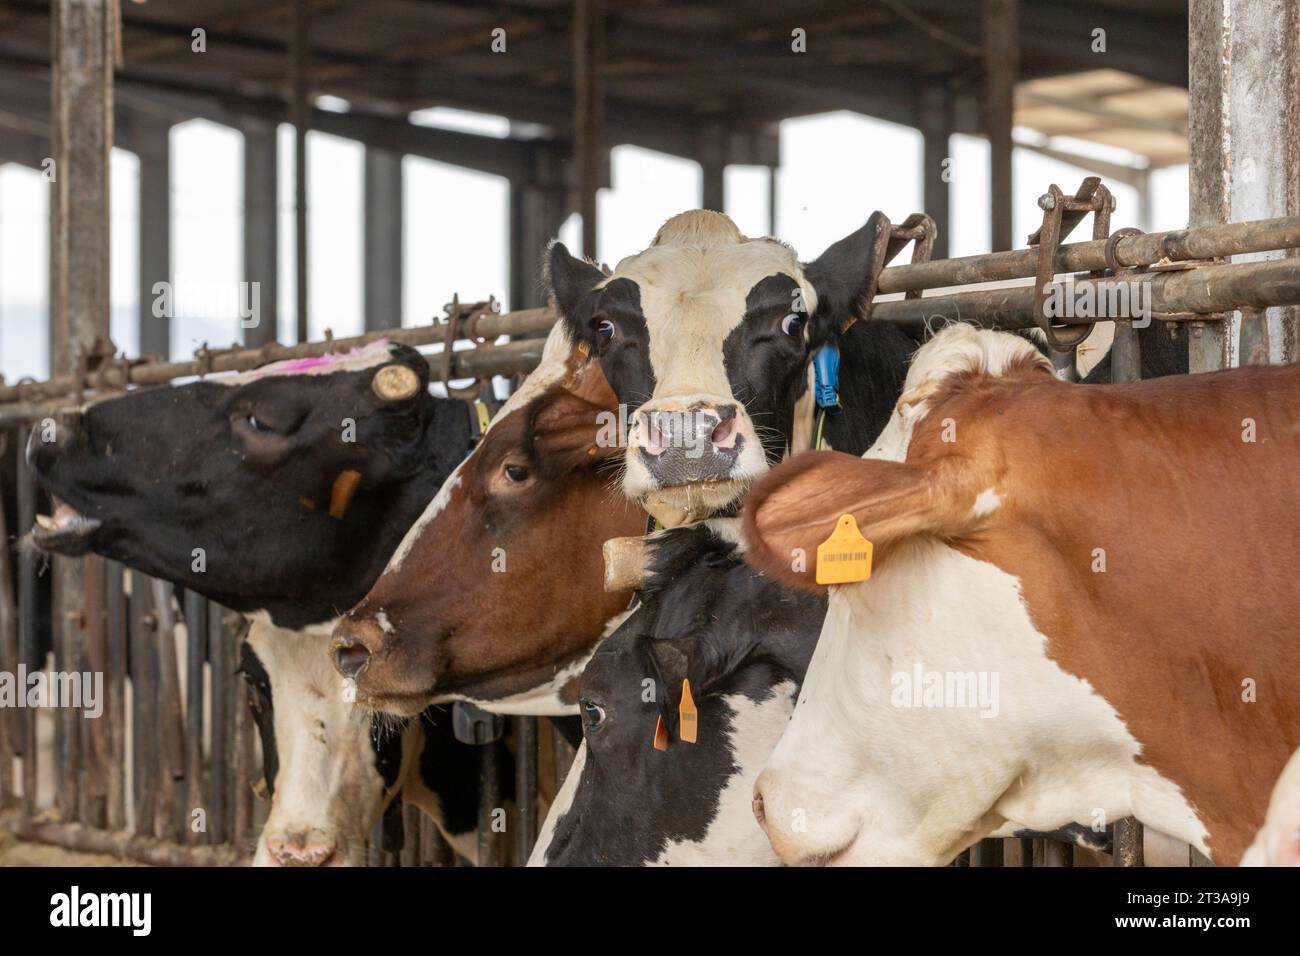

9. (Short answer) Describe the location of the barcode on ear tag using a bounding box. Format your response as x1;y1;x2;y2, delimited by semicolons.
678;678;698;744
653;714;669;751
815;514;873;585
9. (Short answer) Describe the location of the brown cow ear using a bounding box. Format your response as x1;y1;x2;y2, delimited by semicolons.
741;450;978;591
529;388;622;475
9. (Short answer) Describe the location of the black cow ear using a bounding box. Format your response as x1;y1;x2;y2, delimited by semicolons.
546;241;605;325
802;211;890;348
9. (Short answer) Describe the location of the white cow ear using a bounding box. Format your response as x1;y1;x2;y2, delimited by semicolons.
802;211;890;346
546;241;605;321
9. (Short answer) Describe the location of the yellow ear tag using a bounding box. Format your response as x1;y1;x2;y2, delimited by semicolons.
652;715;669;751
678;678;698;744
815;514;873;585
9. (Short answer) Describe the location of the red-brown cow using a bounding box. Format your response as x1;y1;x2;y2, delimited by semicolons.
744;324;1299;866
331;328;646;717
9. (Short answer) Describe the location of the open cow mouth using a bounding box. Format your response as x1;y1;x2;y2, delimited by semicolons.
31;499;102;556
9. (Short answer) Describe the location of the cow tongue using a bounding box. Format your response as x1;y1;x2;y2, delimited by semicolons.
35;502;82;532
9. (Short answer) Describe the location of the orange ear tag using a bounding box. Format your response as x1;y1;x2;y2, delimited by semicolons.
329;469;363;519
652;715;669;751
815;514;873;585
678;678;698;744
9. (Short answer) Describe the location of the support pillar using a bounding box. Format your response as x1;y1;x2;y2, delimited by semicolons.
983;0;1018;253
241;119;278;347
510;183;569;310
364;147;403;330
920;81;953;260
573;0;605;260
1189;0;1300;370
49;0;113;373
136;120;170;359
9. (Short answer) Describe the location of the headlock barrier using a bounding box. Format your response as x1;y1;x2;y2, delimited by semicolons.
1;178;1297;866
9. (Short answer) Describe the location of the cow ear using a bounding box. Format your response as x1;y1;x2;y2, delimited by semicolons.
802;211;890;348
741;449;981;591
547;241;605;326
529;386;621;475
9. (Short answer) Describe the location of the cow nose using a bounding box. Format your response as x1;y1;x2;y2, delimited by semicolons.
25;412;81;467
637;404;738;458
266;834;340;867
333;640;370;679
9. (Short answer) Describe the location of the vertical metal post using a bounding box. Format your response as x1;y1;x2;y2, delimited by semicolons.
509;182;569;310
1189;0;1300;370
1111;321;1142;383
241;118;279;347
136;118;171;359
920;80;952;260
49;0;113;374
983;0;1017;252
290;0;310;343
767;165;778;236
1112;818;1143;866
105;559;126;829
573;0;605;260
476;739;500;866
363;146;403;330
515;716;538;863
0;446;17;809
129;571;157;837
207;601;228;844
16;445;38;816
183;590;207;844
81;553;107;827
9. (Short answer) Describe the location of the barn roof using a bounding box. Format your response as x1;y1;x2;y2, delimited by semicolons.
0;0;1190;166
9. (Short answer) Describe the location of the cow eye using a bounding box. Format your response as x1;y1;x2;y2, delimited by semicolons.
504;463;529;483
781;313;806;336
245;414;274;433
581;699;606;726
596;319;615;340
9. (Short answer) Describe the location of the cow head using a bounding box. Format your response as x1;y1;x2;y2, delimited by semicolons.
547;209;892;521
27;342;468;629
331;333;645;717
242;620;418;867
530;523;822;865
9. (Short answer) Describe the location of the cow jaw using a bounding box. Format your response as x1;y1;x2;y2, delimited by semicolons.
31;500;102;555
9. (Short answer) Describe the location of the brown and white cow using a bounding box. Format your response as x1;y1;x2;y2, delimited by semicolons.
331;326;646;717
1242;746;1300;866
744;324;1299;866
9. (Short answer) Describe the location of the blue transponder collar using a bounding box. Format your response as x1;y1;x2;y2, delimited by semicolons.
813;343;842;414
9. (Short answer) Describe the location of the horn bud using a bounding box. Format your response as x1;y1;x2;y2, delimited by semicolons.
602;535;655;593
372;364;421;402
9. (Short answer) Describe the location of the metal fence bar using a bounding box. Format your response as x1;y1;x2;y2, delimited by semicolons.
183;590;207;845
515;716;538;864
129;571;158;837
0;443;19;810
207;601;229;845
105;560;127;829
16;442;39;816
81;554;108;828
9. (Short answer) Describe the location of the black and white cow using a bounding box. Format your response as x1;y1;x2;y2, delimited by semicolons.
26;341;483;864
28;340;471;629
547;210;916;524
240;622;486;866
531;521;1113;866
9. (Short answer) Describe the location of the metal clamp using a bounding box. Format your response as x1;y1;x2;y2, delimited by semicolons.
439;296;498;402
851;211;939;330
1028;177;1115;351
452;700;505;745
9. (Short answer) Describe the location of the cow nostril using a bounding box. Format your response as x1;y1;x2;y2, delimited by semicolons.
334;641;370;679
710;416;736;446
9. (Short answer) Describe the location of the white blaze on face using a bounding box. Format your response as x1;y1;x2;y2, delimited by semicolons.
608;213;817;510
755;327;1207;866
528;741;588;866
248;615;414;867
